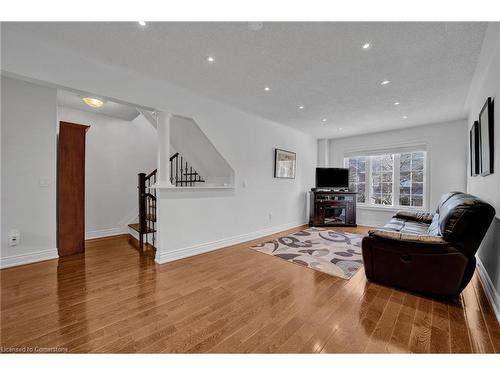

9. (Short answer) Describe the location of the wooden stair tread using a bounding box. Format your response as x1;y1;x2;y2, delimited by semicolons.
128;223;156;234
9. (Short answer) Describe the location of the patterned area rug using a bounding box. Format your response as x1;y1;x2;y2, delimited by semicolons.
250;227;364;279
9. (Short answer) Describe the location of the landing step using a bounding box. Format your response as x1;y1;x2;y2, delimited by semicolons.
128;223;156;234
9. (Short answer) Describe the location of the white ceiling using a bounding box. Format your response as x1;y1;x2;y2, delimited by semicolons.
8;22;488;138
57;89;140;121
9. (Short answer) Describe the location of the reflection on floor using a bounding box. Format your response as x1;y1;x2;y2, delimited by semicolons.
1;226;498;353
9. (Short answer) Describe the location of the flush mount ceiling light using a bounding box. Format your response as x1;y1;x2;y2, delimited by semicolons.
381;80;391;85
402;115;408;119
298;105;304;110
394;102;400;106
321;118;327;123
82;97;104;108
138;21;146;26
264;87;271;92
362;43;371;49
338;127;343;131
206;56;215;63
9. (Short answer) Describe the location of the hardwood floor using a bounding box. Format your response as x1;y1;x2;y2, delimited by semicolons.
1;225;498;353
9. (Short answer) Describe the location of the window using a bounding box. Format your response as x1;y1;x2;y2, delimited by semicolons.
398;152;424;207
370;154;394;205
344;151;426;208
347;156;367;203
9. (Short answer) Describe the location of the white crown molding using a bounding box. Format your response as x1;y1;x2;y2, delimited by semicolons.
476;257;500;324
155;220;307;264
0;248;58;269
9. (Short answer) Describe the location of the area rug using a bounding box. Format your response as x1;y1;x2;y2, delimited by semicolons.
250;227;364;279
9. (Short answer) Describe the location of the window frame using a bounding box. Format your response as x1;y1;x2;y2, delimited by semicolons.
344;151;428;211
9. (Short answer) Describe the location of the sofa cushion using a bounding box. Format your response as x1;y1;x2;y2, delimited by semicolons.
368;229;449;245
436;191;462;214
383;217;405;232
394;210;434;223
383;217;429;234
427;214;440;236
438;193;495;241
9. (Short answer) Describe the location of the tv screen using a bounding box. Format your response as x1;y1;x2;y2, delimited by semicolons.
316;168;349;189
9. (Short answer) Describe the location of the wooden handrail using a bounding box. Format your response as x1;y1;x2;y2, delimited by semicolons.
169;152;179;162
145;169;157;180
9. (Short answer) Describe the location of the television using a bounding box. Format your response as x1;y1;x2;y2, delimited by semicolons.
315;168;349;189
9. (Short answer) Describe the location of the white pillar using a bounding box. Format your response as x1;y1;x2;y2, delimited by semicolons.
157;111;172;185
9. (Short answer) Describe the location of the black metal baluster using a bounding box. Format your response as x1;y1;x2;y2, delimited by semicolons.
176;156;179;186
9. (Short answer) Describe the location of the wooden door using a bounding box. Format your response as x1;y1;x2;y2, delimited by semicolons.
58;122;90;257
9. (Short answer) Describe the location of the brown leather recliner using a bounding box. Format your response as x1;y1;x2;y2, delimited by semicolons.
362;192;496;296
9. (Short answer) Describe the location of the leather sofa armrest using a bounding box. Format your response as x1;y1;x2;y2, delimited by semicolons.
393;210;434;223
367;229;449;245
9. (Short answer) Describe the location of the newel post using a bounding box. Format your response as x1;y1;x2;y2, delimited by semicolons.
138;172;146;249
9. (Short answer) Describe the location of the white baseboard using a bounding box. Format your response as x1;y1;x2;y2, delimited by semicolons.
0;248;59;269
85;227;128;240
476;257;500;323
155;220;307;264
127;226;155;245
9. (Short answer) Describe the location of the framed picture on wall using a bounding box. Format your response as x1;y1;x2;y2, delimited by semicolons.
274;149;296;179
470;121;480;176
479;97;494;176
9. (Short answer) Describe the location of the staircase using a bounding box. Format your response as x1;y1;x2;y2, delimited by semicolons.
128;153;205;251
128;169;157;251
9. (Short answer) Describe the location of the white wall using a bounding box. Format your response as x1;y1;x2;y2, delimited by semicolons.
170;115;233;186
1;27;317;264
317;139;329;167
58;107;157;239
465;23;500;318
158;114;316;262
1;77;58;267
324;119;467;227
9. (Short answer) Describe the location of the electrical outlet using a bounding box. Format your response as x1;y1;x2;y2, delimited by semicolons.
9;230;20;246
39;177;50;187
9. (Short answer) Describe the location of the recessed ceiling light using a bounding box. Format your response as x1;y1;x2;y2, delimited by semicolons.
206;56;215;63
362;43;371;49
248;22;263;31
338;127;343;131
264;87;271;92
394;102;400;106
138;21;146;26
298;105;304;110
82;97;104;108
322;118;327;122
381;80;390;85
402;115;408;119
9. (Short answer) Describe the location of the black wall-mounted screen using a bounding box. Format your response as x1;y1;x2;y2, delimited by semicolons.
315;168;349;189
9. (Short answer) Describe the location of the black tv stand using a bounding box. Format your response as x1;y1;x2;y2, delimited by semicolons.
309;190;357;227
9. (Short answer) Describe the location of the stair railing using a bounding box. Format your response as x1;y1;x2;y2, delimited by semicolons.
169;152;205;187
138;169;157;250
